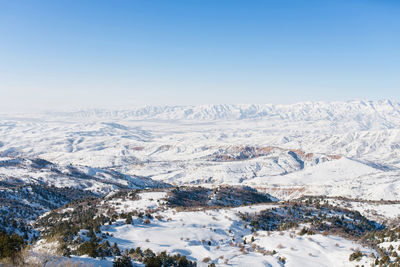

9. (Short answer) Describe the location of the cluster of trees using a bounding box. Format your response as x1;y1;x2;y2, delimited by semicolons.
33;188;400;266
0;181;96;236
74;239;116;258
36;193;155;241
113;247;197;267
364;226;400;265
239;200;381;238
0;231;25;264
113;255;133;267
167;186;273;209
237;199;400;265
36;197;105;240
297;197;400;265
35;191;199;266
67;229;198;266
298;227;315;236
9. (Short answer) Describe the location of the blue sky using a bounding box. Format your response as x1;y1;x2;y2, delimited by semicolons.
0;0;399;110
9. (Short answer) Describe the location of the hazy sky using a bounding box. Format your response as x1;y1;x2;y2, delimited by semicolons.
0;0;399;111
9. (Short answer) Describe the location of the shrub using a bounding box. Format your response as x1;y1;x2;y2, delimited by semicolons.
202;257;211;263
349;250;363;261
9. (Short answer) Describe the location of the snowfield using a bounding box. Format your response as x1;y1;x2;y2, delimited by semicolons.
244;231;374;267
104;191;168;213
103;209;373;267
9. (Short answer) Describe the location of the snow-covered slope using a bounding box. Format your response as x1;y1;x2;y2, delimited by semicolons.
33;189;381;267
0;157;168;234
250;157;400;200
0;157;167;194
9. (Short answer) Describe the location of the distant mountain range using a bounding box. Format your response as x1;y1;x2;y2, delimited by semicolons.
35;100;400;128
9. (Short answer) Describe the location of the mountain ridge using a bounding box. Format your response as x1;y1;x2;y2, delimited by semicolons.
27;99;400;124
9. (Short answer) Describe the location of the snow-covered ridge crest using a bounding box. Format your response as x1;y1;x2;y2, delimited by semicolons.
43;99;400;122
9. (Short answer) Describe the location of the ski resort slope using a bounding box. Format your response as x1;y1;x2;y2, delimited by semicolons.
1;100;400;200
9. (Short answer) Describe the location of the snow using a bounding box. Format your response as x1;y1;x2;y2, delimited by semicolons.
31;239;59;255
102;205;272;266
66;256;115;266
2;100;400;200
4;100;400;266
97;203;373;266
0;157;164;195
328;199;400;222
379;241;400;250
246;231;374;267
105;191;167;213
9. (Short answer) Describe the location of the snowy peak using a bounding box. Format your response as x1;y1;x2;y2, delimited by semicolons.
42;100;400;127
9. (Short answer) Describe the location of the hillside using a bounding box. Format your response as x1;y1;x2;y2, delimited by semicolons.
30;187;397;267
0;157;168;236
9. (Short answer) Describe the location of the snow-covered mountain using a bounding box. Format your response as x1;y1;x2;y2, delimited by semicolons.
39;100;400;127
1;100;400;200
0;156;168;235
2;100;400;266
0;157;167;194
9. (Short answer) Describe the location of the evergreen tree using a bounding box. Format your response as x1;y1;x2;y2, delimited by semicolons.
113;243;121;256
113;255;133;267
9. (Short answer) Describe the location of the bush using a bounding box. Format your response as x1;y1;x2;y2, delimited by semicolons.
380;255;390;264
202;257;211;263
349;250;363;261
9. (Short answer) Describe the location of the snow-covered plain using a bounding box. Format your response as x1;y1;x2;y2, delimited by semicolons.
1;100;400;200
